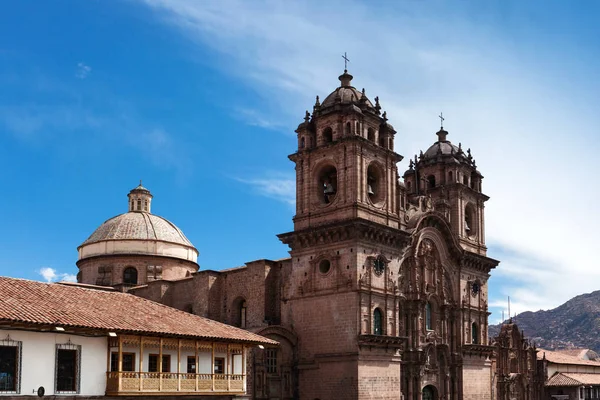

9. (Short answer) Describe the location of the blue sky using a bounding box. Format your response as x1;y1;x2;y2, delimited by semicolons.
1;0;599;324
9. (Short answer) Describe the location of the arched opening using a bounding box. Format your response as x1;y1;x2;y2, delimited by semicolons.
378;136;385;147
373;308;383;335
318;259;331;274
232;297;247;328
422;385;438;400
427;175;436;189
367;128;375;142
123;267;138;286
355;121;360;135
367;163;385;204
472;322;479;344
465;203;477;237
425;302;432;331
300;137;305;149
462;175;468;186
345;122;351;136
144;200;148;211
317;165;338;204
323;127;333;144
136;199;142;211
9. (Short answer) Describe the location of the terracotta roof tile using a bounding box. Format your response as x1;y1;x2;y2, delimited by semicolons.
0;277;276;345
547;372;600;387
538;349;600;366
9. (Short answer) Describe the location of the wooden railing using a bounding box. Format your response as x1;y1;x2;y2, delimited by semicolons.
106;372;245;394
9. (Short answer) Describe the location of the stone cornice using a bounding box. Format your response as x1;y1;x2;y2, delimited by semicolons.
462;251;499;273
278;219;411;251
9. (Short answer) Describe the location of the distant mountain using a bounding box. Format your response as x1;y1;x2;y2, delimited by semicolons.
488;290;600;353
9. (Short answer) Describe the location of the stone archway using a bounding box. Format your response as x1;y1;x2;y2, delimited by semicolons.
422;384;438;400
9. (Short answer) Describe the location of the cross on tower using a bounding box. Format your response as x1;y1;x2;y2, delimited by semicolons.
439;112;445;129
342;52;350;71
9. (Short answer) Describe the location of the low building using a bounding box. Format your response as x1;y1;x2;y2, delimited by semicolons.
0;277;276;398
539;349;600;400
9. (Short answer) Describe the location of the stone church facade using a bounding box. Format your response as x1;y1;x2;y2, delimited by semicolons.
77;69;525;400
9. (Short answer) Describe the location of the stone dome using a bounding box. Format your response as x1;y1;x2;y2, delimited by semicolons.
77;184;198;264
423;140;460;159
81;212;194;247
320;71;375;109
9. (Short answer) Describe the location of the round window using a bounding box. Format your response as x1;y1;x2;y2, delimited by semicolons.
319;260;331;274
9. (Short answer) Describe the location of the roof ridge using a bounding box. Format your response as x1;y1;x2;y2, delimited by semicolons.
144;212;157;240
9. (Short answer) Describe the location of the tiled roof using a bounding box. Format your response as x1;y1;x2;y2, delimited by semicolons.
80;212;195;248
0;277;276;345
547;372;600;387
538;349;600;366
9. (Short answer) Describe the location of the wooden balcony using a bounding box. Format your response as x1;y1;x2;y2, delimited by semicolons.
106;372;245;395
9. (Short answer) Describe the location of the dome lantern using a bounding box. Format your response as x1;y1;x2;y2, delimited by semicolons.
128;181;153;213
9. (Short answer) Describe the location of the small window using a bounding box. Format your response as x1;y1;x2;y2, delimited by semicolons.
187;356;196;374
0;338;22;393
137;199;142;210
144;200;148;211
425;302;432;331
214;357;225;374
55;342;81;394
355;121;360;135
110;352;136;372
300;137;305;149
463;175;468;186
319;259;331;274
323;127;333;143
407;181;412;192
367;128;375;142
379;136;385;147
266;349;277;374
123;267;138;286
472;322;479;344
345;122;351;135
149;354;171;373
241;301;247;328
373;308;383;335
427;175;436;189
448;171;453;183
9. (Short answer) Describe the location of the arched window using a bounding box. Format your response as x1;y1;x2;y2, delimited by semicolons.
345;122;351;136
323;127;333;144
388;138;393;149
367;128;375;142
137;199;142;211
448;171;453;183
355;121;360;135
427;175;436;188
144;200;148;211
472;322;479;344
378;136;385;147
373;308;383;335
425;302;432;331
465;204;476;236
130;200;134;211
123;267;138;285
240;301;247;328
300;137;305;149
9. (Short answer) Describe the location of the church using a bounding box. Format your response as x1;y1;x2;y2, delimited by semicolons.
76;68;516;400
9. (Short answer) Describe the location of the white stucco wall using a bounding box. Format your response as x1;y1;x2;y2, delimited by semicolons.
79;240;198;262
0;329;107;396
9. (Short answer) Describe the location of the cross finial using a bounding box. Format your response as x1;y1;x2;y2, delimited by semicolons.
439;112;445;129
342;52;350;72
139;179;142;186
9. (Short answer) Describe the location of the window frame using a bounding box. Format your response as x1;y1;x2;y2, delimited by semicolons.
148;354;171;373
0;336;22;394
110;352;136;372
373;308;383;335
265;349;278;374
55;341;81;394
214;357;225;375
187;356;196;374
425;302;432;331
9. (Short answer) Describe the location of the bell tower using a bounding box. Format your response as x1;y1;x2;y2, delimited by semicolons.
292;69;404;231
279;69;409;400
403;125;488;255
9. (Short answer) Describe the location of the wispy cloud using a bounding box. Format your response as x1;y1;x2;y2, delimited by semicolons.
235;107;286;131
39;267;77;283
76;62;91;79
139;0;600;319
235;173;295;205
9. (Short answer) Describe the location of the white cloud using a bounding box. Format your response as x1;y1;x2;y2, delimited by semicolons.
235;173;295;205
76;62;91;79
38;267;77;283
139;0;600;317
